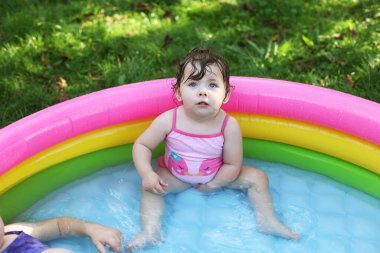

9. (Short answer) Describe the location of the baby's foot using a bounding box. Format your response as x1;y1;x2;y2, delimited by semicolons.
257;221;300;240
125;231;162;252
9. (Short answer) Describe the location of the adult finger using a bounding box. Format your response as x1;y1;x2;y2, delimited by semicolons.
109;235;122;252
93;240;106;253
109;242;121;253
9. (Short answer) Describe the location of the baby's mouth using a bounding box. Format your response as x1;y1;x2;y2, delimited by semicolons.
197;102;209;105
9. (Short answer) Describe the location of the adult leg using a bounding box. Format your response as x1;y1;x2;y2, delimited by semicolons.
126;167;191;251
228;166;299;240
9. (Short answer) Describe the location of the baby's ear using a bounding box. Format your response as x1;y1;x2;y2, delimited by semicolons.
223;90;231;104
175;89;182;101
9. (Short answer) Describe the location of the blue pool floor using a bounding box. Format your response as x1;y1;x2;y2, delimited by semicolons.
18;159;380;253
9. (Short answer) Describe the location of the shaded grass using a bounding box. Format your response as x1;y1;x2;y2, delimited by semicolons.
0;0;379;128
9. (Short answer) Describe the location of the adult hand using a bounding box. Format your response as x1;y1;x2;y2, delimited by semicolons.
141;171;168;195
86;223;122;253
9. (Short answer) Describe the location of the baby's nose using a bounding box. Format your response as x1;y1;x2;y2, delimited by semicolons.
199;88;208;96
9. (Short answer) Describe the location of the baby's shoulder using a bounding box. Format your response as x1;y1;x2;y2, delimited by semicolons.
225;112;238;124
156;109;174;122
152;109;174;131
224;113;241;132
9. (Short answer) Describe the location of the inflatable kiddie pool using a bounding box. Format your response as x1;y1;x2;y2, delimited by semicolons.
0;77;379;223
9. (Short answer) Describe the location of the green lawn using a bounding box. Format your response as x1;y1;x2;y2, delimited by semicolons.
1;0;379;128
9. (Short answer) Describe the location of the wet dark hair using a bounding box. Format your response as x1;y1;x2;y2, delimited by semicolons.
173;48;230;96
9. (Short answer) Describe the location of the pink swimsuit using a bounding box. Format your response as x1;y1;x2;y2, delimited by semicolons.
158;108;229;185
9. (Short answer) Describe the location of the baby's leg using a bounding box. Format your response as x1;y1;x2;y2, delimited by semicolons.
228;166;299;240
126;167;190;251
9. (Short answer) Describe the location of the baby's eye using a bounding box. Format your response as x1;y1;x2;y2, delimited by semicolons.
209;83;218;88
188;82;197;87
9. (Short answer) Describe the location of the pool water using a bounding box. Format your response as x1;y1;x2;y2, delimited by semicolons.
18;159;380;253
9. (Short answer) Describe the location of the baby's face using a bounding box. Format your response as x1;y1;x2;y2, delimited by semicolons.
177;63;228;117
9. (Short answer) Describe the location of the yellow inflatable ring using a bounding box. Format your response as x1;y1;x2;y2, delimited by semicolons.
1;114;379;195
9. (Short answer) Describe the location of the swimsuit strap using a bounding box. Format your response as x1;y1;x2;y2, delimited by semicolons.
4;231;22;236
220;113;230;133
172;108;178;130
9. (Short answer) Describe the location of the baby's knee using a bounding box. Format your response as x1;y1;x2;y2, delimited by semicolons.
247;168;269;190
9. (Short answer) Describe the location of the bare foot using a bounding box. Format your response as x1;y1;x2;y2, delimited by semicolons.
125;231;162;252
257;221;300;240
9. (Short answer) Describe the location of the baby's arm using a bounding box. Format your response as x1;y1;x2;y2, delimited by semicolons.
5;217;122;253
198;116;243;191
133;110;172;194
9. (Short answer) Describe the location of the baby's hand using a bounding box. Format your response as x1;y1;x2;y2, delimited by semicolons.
196;182;221;192
142;171;168;195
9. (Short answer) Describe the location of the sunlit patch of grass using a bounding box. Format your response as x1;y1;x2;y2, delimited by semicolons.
0;34;45;93
180;0;221;11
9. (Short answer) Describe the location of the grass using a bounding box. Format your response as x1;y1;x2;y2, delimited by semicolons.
0;0;379;128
